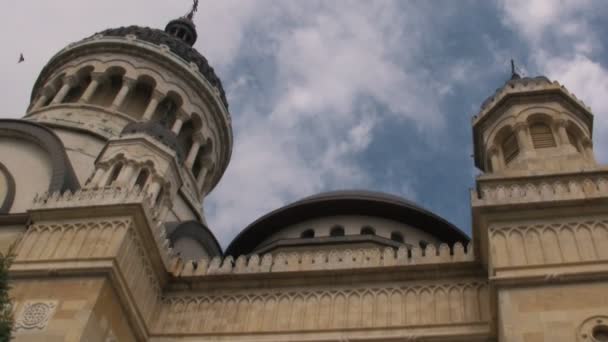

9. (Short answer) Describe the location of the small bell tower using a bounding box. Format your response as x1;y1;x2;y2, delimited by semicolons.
471;68;608;341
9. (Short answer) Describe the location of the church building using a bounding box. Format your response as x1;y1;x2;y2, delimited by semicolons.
1;6;607;342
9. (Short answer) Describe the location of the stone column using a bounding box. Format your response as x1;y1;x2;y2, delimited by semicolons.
582;137;595;163
88;168;105;187
51;76;77;104
32;86;56;110
171;111;189;134
554;119;570;146
110;78;135;110
142;91;164;120
196;163;210;189
116;162;137;187
147;178;163;202
488;146;501;172
97;166;114;188
185;135;203;169
514;122;531;152
79;73;105;103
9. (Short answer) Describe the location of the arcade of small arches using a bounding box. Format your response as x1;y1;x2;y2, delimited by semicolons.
299;225;429;248
485;114;593;171
30;64;216;191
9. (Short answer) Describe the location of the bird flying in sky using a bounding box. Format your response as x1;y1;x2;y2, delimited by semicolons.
18;53;24;63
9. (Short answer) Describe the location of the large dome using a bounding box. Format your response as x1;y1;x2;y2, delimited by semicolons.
225;190;469;256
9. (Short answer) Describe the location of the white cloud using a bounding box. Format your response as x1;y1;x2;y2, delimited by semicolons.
499;0;608;160
0;1;467;246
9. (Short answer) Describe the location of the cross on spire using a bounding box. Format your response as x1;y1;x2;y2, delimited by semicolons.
510;59;521;80
186;0;199;20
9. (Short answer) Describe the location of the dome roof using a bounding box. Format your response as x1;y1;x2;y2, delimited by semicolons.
225;190;469;256
166;220;222;258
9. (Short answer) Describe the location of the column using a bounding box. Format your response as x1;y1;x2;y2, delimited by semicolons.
110;78;135;110
185;136;203;168
196;163;210;189
488;146;501;172
79;73;105;103
32;87;56;110
171;112;189;134
142;91;164;120
51;76;77;104
88;168;105;187
582;137;595;162
554;119;570;146
513;122;531;152
147;178;163;202
116;162;137;187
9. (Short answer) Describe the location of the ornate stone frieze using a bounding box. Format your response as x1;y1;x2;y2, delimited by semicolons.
30;188;175;268
472;172;608;206
489;219;608;270
156;280;490;334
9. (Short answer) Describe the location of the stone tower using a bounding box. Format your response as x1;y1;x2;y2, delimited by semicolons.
1;6;230;341
471;71;608;341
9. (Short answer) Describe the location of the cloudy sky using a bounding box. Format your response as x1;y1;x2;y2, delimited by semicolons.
2;0;608;246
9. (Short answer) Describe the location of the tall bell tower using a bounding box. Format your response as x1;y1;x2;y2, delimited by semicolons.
6;3;229;341
472;70;608;341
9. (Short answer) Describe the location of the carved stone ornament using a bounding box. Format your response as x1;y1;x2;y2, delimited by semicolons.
15;301;58;331
578;315;608;342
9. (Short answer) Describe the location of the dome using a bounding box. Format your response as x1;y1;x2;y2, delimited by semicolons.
225;190;469;256
32;25;228;109
166;220;222;259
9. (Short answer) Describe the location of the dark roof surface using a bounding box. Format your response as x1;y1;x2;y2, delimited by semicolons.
91;26;227;108
166;220;222;258
225;190;469;256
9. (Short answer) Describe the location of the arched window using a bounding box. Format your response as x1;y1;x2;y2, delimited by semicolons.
360;226;375;235
153;94;181;128
134;169;150;189
330;225;345;237
124;78;154;118
300;229;315;238
64;74;91;103
391;232;404;243
501;131;519;164
419;240;429;249
91;73;123;107
106;163;123;186
530;122;556;149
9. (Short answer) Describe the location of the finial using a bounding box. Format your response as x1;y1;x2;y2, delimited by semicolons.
186;0;199;20
510;59;521;80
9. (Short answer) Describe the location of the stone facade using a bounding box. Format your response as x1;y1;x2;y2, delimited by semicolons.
1;12;608;342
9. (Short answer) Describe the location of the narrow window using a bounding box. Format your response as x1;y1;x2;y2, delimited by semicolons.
530;123;556;149
134;169;150;189
300;229;315;238
419;240;429;249
360;226;375;235
501;132;519;164
330;225;345;237
106;163;123;186
391;232;404;243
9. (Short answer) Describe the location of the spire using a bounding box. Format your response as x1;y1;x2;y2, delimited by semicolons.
165;0;199;46
510;59;521;80
186;0;199;21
